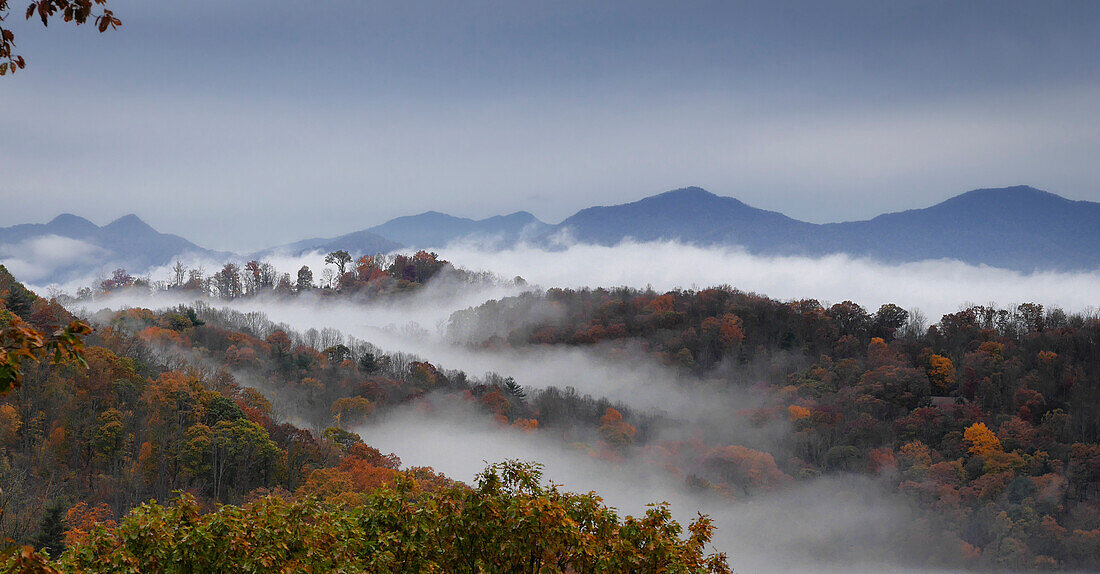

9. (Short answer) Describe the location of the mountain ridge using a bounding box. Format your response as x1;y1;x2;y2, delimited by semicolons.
3;185;1097;284
0;214;230;285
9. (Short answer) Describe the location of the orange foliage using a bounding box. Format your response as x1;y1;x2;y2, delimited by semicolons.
702;445;791;492
963;422;1002;457
63;502;116;547
648;294;676;314
331;396;374;427
599;407;637;449
511;418;539;433
0;403;22;447
927;354;955;393
868;447;897;474
787;405;812;421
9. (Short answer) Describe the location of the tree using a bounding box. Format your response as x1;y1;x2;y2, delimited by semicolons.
0;315;91;393
1;0;120;75
296;266;313;293
32;503;65;558
171;261;187;288
324;250;352;277
873;304;909;340
213;263;242;300
964;422;1002;457
99;268;133;293
927;354;956;394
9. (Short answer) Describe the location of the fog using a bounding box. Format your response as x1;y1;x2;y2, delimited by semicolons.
79;287;780;436
0;235;105;284
360;401;966;574
52;242;1096;574
27;241;1100;323
431;241;1100;321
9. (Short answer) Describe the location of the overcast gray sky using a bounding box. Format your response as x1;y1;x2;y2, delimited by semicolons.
2;0;1099;251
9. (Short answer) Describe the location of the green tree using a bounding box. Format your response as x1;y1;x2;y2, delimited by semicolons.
295;265;314;293
32;503;65;558
324;250;352;277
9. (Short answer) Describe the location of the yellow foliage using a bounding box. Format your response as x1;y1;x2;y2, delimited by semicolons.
964;422;1002;456
983;450;1026;475
927;355;956;394
0;403;21;446
898;441;932;478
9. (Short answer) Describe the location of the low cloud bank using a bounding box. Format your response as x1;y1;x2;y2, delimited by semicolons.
435;240;1100;320
24;240;1100;322
0;235;105;284
360;402;962;574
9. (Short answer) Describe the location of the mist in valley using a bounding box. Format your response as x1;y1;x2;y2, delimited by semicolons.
49;241;1100;572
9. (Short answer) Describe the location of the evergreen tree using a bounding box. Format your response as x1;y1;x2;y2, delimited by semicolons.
33;503;66;558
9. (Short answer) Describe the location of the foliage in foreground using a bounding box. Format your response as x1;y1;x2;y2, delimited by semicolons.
3;461;730;574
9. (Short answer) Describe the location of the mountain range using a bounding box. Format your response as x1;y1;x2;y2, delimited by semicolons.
2;185;1097;285
553;185;1100;271
0;213;229;285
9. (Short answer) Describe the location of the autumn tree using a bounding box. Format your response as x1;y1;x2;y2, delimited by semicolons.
599;407;637;450
963;422;1002;457
927;354;956;394
98;268;133;293
213;263;242;300
0;314;91;393
0;0;120;75
242;260;275;294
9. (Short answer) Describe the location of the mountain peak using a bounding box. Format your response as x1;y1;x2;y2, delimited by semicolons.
652;186;716;200
949;185;1065;204
46;213;99;234
104;214;155;232
48;213;95;226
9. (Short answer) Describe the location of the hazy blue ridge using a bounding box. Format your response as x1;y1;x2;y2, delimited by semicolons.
0;213;231;284
4;185;1097;284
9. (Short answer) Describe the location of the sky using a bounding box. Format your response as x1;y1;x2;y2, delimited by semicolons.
2;0;1099;252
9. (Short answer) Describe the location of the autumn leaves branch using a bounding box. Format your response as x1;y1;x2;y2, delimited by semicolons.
0;0;120;76
0;316;92;393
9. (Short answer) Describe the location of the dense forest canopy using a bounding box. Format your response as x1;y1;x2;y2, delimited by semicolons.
0;251;1098;570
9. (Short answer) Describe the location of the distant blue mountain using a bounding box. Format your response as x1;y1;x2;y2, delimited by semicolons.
556;186;816;247
0;214;229;284
365;211;552;249
267;184;1099;272
812;186;1100;271
553;185;1100;271
4;185;1096;286
254;229;402;259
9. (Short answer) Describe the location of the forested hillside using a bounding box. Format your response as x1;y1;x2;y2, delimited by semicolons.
448;287;1100;569
3;250;1099;570
0;266;730;572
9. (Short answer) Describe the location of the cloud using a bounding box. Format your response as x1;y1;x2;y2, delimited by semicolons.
0;235;105;283
359;401;963;574
67;243;1078;572
433;240;1100;321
